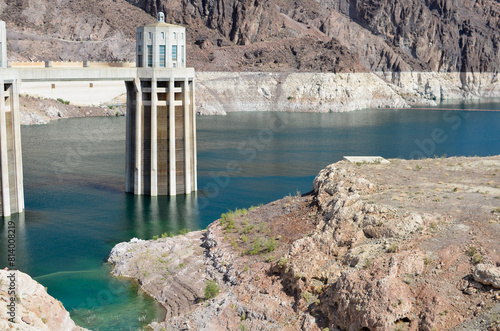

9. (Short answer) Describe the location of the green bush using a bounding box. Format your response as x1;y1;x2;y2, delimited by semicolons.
226;219;235;231
243;225;255;234
265;237;277;252
277;257;289;269
204;280;220;300
466;246;477;257
249;240;262;255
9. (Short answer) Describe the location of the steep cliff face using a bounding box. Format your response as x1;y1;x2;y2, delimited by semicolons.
126;0;281;45
0;0;153;61
342;0;500;72
3;0;499;73
128;0;500;73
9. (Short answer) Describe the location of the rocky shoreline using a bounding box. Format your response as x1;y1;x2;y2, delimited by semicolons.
18;71;500;125
196;71;500;115
108;155;500;331
19;95;125;125
0;269;89;331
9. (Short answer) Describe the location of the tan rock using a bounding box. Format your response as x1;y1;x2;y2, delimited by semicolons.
0;270;88;331
473;264;500;288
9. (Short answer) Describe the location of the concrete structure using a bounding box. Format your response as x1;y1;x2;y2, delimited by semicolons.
136;12;186;69
0;78;24;216
127;13;196;196
0;14;197;216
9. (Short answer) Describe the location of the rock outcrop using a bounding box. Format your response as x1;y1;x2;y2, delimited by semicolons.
109;155;500;331
0;0;153;62
108;232;207;319
19;95;125;125
125;0;500;73
474;264;500;289
0;269;88;331
2;0;500;74
195;71;500;115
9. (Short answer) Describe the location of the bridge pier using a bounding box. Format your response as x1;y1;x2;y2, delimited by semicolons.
0;79;24;216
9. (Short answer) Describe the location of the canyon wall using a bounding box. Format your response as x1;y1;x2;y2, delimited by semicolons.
196;71;500;115
2;0;499;74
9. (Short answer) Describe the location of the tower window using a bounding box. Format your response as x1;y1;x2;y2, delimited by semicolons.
138;45;142;53
173;32;176;39
172;45;177;61
161;32;165;39
159;45;166;67
149;32;152;39
181;45;184;63
147;45;153;67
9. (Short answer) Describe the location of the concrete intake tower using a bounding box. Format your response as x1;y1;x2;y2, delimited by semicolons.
126;12;197;196
0;13;197;216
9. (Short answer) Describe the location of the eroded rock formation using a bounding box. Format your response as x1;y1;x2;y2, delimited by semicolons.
109;156;500;331
1;0;499;74
0;269;88;331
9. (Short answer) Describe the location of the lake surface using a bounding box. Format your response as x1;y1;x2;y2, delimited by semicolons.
1;102;500;330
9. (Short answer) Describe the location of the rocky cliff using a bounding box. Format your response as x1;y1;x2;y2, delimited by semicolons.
109;155;500;331
125;0;500;73
2;0;500;74
195;71;500;115
0;269;88;331
0;0;153;61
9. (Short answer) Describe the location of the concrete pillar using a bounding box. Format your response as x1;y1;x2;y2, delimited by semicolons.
168;78;176;195
150;77;158;196
190;79;197;191
0;80;11;216
183;78;192;193
0;79;24;216
11;80;24;212
125;80;136;193
0;20;6;69
134;78;142;195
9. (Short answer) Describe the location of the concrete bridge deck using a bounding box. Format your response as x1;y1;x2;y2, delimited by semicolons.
3;67;194;82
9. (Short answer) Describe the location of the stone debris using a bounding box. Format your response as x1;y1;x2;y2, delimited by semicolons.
474;264;500;289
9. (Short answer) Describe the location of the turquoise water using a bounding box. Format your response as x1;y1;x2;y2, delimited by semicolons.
1;102;499;330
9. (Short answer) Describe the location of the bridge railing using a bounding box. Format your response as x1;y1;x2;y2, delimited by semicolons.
8;61;136;68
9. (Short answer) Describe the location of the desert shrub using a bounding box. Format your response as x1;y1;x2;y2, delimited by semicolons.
204;280;220;300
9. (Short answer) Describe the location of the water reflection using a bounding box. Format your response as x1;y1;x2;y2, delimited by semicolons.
123;193;201;240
